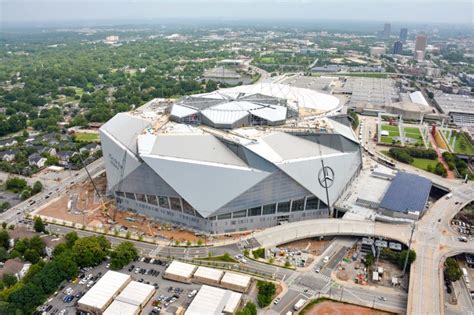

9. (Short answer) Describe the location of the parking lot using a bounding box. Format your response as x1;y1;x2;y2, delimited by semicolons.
39;257;203;315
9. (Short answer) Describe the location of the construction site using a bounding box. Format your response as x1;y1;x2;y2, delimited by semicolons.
33;173;248;244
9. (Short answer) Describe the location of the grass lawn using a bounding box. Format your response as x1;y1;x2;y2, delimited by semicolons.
259;57;275;63
403;127;424;146
198;255;237;263
74;132;99;142
453;132;474;155
381;124;400;135
380;136;395;144
75;87;84;96
382;150;438;171
411;158;438;171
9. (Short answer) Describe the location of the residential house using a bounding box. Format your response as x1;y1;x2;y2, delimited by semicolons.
0;138;18;150
0;150;16;162
57;151;77;166
0;258;31;280
79;143;101;155
28;153;47;168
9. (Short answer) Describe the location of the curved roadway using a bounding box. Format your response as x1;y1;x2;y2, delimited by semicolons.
251;184;474;315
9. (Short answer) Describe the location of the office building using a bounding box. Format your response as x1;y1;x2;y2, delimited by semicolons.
393;41;403;55
383;23;391;37
399;28;408;42
415;34;428;53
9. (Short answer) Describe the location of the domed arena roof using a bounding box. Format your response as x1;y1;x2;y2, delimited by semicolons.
170;83;341;129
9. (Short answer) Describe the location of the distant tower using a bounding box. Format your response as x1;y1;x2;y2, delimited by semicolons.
399;28;408;42
383;23;391;37
393;41;403;55
415;33;428;53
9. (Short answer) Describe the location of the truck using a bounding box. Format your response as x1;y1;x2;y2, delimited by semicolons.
294;298;307;311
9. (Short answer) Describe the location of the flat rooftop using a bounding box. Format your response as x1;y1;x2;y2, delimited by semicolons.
78;271;131;311
164;260;197;278
435;93;474;115
379;172;431;214
184;285;242;315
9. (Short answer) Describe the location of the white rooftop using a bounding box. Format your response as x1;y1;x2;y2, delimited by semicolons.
184;285;242;315
165;261;196;278
193;266;224;282
103;300;139;315
115;281;155;306
409;91;429;107
78;271;131;311
220;272;251;288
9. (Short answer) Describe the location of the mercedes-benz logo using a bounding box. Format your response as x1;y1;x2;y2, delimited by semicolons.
318;166;335;188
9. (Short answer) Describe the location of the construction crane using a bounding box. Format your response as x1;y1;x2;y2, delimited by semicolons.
75;148;110;217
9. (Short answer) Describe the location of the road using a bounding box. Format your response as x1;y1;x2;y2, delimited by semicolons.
0;158;105;225
407;184;474;315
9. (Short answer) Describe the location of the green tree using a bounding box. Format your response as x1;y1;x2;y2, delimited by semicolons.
24;249;41;264
33;216;45;233
256;280;276;307
5;178;27;193
65;231;78;247
110;241;138;270
398;250;416;269
236;302;257;315
3;273;17;287
0;229;10;249
365;254;375;267
72;236;109;267
444;258;462;282
31;181;43;195
0;247;8;262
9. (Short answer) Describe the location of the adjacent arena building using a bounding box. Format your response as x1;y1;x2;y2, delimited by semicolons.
100;83;362;234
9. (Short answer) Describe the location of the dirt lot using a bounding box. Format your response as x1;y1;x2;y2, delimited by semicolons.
303;300;393;315
35;173;249;244
281;238;331;256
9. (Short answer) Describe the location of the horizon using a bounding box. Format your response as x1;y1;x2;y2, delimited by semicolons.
1;0;473;27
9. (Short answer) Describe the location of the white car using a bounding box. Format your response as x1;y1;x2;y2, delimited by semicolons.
135;267;141;274
273;297;281;305
188;290;197;298
86;281;94;288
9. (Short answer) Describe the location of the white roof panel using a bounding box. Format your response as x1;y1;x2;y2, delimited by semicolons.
171;104;199;118
103;300;139;315
409;91;430;107
164;261;196;278
78;271;131;311
115;281;155;306
193;266;224;281
221;272;251;288
184;285;242;315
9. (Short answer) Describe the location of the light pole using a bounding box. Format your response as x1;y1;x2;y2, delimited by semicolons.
402;221;416;277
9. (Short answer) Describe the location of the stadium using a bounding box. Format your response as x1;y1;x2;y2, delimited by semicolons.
100;83;362;234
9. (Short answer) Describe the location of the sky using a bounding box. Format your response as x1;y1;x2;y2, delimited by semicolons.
1;0;473;25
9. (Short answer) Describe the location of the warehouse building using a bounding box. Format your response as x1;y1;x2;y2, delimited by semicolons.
101;83;362;234
103;300;140;315
193;266;224;286
163;261;197;283
115;281;155;308
434;92;474;126
77;271;131;314
103;281;155;315
220;271;252;293
184;285;242;315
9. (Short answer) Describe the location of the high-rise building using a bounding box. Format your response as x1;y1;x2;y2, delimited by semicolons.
415;34;428;53
393;41;403;55
383;23;391;37
399;28;408;42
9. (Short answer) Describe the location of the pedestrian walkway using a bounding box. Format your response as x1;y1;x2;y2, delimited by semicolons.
427;131;455;179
